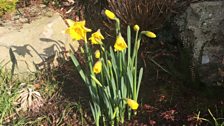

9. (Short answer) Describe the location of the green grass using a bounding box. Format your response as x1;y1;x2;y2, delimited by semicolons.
0;66;19;125
0;65;51;125
0;63;87;125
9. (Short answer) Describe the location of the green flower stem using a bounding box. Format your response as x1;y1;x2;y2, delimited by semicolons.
115;18;120;36
128;107;132;120
127;26;131;66
84;38;93;73
132;30;139;101
119;53;122;73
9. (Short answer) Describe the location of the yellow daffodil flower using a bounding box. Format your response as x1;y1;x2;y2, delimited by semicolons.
143;31;156;38
105;9;116;20
114;34;127;52
93;60;102;74
65;19;92;41
133;24;140;31
126;99;139;110
89;29;104;45
95;50;100;59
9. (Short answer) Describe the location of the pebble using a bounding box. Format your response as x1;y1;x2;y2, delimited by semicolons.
13;15;20;20
19;17;29;23
39;4;46;8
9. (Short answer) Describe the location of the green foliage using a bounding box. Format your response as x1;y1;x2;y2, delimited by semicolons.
0;66;18;125
207;109;224;126
68;10;156;125
0;64;53;125
0;0;18;16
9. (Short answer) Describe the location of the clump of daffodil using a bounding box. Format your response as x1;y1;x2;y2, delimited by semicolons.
133;24;140;31
67;8;157;126
65;19;92;41
89;29;104;45
105;9;116;20
95;50;100;59
93;60;102;74
126;99;139;110
143;31;157;38
114;33;127;51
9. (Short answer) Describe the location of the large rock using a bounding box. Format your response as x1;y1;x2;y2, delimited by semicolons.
174;1;224;86
0;12;78;77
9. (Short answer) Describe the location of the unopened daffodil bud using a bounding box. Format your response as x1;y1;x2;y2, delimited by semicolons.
143;31;156;38
105;9;116;20
95;50;100;59
133;24;140;31
80;47;85;53
107;60;112;67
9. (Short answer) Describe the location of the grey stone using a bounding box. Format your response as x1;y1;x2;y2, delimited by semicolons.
174;1;224;86
0;12;79;77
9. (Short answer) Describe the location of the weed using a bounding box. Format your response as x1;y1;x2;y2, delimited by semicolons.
0;0;18;16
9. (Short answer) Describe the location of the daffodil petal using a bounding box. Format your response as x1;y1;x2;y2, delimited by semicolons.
89;29;104;45
127;99;139;110
66;19;75;27
93;61;102;74
114;34;127;51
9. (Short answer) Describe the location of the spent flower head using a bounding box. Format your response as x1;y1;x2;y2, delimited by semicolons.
89;29;104;45
65;19;92;41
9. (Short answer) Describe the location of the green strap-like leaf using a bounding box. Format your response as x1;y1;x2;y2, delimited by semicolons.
127;68;133;94
69;52;88;84
91;75;102;87
136;67;143;99
127;26;131;65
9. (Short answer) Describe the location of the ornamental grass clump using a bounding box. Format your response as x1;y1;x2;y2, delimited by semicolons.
65;10;156;126
107;0;175;30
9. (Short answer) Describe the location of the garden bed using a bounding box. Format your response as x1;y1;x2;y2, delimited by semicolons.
0;0;223;125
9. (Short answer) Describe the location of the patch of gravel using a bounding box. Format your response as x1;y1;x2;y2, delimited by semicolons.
0;4;55;30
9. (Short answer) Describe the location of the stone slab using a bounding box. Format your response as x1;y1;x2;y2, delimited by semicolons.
174;1;224;86
0;12;79;76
